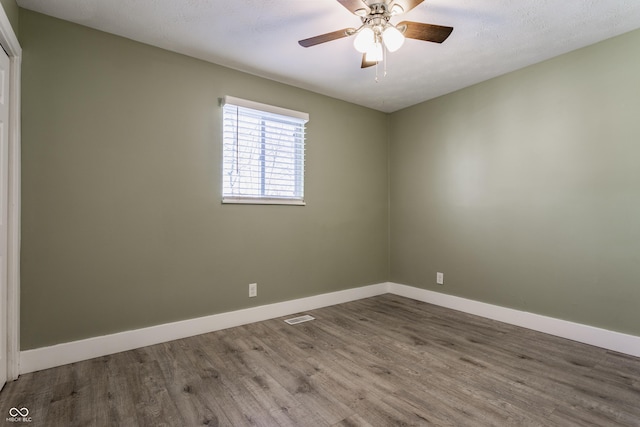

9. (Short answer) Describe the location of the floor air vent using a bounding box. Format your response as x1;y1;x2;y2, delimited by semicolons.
284;315;315;325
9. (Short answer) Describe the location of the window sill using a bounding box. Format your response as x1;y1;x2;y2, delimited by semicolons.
222;197;306;206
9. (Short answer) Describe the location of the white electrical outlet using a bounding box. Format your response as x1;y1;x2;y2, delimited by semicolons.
436;272;444;285
249;283;257;297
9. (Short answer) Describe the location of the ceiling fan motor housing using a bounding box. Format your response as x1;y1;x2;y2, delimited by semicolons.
361;3;392;26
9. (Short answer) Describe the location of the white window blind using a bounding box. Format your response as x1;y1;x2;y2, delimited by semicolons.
221;96;308;205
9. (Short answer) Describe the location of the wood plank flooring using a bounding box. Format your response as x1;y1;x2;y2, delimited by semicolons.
1;294;639;426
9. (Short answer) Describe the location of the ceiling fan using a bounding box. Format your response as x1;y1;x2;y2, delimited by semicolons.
298;0;453;68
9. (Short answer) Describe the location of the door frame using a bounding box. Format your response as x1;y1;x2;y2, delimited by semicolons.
0;7;21;381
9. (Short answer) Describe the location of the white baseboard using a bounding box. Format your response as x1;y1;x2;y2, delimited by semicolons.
388;282;640;358
19;283;388;374
20;281;640;374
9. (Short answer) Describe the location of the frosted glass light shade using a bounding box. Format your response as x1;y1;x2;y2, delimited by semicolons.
365;42;383;62
382;26;405;52
354;27;375;53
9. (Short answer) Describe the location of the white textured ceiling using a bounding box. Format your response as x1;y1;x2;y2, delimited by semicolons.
17;0;640;112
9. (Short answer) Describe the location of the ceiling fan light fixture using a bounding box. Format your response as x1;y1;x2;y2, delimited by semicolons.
354;27;375;53
365;41;383;63
382;25;405;52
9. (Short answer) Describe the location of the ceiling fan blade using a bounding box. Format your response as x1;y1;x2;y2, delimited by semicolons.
397;21;454;43
298;28;352;47
392;0;425;14
361;54;377;68
336;0;369;15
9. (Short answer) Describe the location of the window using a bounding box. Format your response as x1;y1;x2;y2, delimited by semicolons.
221;96;308;205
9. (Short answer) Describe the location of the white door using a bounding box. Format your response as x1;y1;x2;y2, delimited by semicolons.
0;46;10;388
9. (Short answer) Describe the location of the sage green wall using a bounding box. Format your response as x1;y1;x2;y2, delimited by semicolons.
20;9;389;349
389;29;640;336
0;0;18;34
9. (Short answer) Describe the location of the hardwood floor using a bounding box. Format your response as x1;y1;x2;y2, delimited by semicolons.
1;294;639;426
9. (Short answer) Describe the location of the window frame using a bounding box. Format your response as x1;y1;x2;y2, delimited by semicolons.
220;96;308;206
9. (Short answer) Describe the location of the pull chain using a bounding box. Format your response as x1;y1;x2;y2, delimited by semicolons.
374;49;388;83
383;47;387;77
